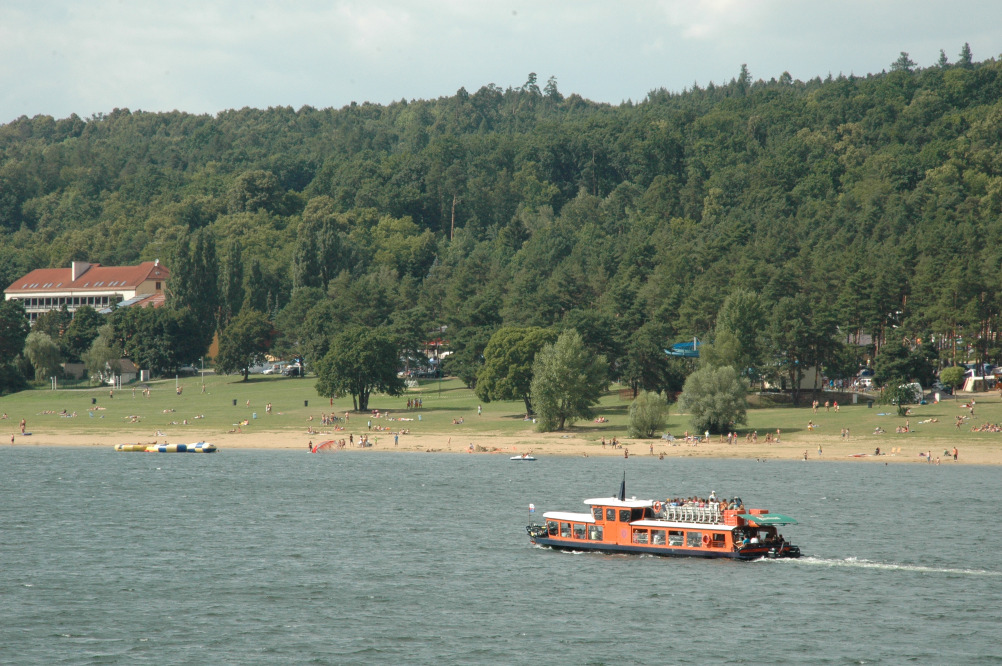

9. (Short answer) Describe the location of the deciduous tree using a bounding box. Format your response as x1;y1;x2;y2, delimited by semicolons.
677;365;748;434
216;309;275;381
627;390;671;438
529;329;607;431
475;326;556;415
314;325;404;411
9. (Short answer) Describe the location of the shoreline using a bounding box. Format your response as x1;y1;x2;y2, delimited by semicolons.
8;429;997;465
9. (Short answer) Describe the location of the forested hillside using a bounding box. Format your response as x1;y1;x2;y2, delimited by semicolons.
3;50;1002;394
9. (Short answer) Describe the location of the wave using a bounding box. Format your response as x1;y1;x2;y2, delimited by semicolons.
785;555;1002;576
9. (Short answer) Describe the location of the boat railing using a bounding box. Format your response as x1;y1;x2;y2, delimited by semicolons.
660;504;723;524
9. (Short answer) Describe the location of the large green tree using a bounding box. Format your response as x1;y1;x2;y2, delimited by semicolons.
215;309;275;381
63;305;104;362
111;306;202;376
529;329;608;431
82;323;122;383
24;331;61;381
677;365;748;434
314;325;404;411
0;299;30;364
475;326;557;415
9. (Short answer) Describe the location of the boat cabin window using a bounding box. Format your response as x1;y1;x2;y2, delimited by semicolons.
712;533;726;547
593;507;603;520
588;525;604;541
632;528;649;544
632;507;646;521
547;521;558;536
606;508;616;521
651;529;666;545
573;523;587;539
668;530;684;546
619;509;631;522
560;522;571;538
686;531;703;547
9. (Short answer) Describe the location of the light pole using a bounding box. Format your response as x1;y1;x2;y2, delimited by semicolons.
200;357;204;386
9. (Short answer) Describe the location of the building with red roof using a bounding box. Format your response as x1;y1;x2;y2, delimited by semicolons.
4;260;169;324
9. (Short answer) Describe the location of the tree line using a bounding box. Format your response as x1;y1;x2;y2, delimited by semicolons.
1;48;1000;421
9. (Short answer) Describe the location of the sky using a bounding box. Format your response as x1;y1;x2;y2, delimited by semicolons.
2;1;1001;125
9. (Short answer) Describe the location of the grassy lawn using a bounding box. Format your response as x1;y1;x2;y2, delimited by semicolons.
0;372;998;452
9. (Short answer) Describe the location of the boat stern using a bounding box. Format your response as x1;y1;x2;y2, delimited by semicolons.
526;524;548;543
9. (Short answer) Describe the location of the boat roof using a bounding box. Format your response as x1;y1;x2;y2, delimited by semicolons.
542;512;596;522
631;520;737;531
583;497;652;509
738;513;798;525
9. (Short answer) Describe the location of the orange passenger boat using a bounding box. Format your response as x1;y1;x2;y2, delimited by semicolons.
526;477;801;560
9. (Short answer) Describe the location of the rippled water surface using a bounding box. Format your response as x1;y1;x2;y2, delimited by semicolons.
2;448;1000;664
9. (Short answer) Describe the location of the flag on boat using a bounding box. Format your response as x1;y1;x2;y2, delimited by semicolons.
529;503;535;513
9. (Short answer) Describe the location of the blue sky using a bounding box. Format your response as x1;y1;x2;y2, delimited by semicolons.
2;1;1000;124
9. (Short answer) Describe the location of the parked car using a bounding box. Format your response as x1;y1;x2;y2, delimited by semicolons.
283;365;302;377
262;364;285;375
932;381;953;395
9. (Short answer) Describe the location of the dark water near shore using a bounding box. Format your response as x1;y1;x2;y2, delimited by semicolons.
2;448;1001;664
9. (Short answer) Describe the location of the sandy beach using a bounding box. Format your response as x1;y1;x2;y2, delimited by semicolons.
12;428;1000;465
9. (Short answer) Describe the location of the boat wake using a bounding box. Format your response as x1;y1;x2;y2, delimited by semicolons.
783;555;1001;577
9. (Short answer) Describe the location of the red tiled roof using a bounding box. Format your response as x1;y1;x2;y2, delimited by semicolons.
132;292;166;308
4;261;169;294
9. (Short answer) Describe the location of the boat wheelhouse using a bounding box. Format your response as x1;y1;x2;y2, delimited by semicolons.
526;486;801;560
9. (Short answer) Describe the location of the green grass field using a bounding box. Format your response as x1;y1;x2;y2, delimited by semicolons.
1;373;1000;455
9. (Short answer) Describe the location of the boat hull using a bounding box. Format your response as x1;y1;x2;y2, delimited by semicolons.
528;534;801;561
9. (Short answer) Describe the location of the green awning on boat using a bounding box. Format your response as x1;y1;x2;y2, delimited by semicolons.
738;513;798;525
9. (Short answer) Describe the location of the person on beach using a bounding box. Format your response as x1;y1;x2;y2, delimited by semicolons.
803;450;808;461
953;447;958;461
20;418;25;434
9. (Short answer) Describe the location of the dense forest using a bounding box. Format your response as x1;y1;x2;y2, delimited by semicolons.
2;47;1001;398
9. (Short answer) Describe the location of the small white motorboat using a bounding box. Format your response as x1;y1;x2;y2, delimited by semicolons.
510;454;536;461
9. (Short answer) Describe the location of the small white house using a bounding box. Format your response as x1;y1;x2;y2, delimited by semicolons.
763;366;824;391
102;359;139;385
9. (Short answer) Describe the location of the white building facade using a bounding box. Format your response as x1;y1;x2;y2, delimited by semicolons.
4;260;169;323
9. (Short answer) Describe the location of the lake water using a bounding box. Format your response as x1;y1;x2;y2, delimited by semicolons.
2;448;1000;664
